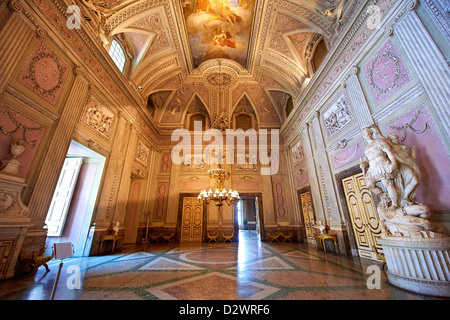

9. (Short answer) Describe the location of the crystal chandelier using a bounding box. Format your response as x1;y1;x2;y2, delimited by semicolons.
198;163;240;207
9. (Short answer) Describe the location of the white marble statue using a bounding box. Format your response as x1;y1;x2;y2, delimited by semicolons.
360;125;442;237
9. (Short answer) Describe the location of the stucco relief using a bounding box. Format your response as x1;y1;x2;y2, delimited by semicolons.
18;40;70;106
135;140;150;166
244;83;281;124
332;140;365;170
321;92;353;139
129;12;171;58
0;106;46;178
81;91;116;141
363;39;411;104
183;154;207;172
291;140;304;167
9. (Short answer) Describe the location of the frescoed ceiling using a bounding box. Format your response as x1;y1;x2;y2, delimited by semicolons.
181;0;256;68
81;0;353;131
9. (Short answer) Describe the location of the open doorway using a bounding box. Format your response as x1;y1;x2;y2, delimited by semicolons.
44;140;105;257
234;194;264;242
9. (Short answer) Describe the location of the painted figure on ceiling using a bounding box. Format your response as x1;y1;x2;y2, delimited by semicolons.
193;0;212;14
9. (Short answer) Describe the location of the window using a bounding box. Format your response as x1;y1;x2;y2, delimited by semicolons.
235;114;252;130
189;114;206;131
109;40;126;72
312;39;328;72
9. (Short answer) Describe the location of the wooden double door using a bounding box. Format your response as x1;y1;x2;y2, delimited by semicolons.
180;197;205;242
342;172;384;261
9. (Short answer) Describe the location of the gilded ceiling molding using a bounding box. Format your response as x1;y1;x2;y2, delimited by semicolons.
134;56;179;89
262;50;306;90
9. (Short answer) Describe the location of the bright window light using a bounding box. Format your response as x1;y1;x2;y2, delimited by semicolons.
109;40;126;72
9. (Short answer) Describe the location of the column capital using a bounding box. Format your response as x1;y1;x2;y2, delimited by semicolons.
9;0;47;37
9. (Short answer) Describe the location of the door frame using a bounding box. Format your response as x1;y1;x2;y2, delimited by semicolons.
176;193;208;243
233;193;265;242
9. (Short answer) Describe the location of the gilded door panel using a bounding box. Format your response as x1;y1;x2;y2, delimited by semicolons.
356;175;383;253
300;192;314;239
342;173;383;261
181;197;203;242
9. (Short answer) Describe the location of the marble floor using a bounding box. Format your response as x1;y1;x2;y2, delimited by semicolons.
0;231;444;301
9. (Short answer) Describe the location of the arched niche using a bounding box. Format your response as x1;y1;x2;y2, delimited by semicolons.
183;95;211;131
232;94;258;131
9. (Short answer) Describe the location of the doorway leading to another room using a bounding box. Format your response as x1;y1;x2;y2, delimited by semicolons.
234;194;264;242
44;140;105;257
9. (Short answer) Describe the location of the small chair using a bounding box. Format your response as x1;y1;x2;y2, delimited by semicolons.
207;232;219;243
280;232;293;242
267;232;281;242
222;232;234;242
162;232;175;243
149;233;161;243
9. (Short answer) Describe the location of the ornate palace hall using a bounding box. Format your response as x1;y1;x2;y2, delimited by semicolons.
0;0;448;303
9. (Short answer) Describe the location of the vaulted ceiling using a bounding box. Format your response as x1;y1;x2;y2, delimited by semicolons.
81;0;348;130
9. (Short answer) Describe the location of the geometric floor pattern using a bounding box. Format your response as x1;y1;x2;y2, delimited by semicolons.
0;231;444;300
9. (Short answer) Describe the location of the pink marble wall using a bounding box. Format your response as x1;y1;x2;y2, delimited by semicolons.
385;104;450;211
0;106;46;178
18;40;70;106
363;39;411;105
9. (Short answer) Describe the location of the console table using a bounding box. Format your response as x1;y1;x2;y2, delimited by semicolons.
314;234;339;254
99;234;123;254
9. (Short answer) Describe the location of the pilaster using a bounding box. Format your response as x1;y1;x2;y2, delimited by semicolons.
343;67;375;130
394;8;450;150
301;123;325;225
308;112;344;230
94;113;131;228
0;5;36;94
111;124;138;226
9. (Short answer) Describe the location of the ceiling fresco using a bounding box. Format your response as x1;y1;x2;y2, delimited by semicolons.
181;0;256;68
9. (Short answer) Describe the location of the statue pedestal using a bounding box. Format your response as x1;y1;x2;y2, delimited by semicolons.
380;234;450;297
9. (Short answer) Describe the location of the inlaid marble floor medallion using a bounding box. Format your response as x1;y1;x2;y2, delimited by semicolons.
0;231;441;300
